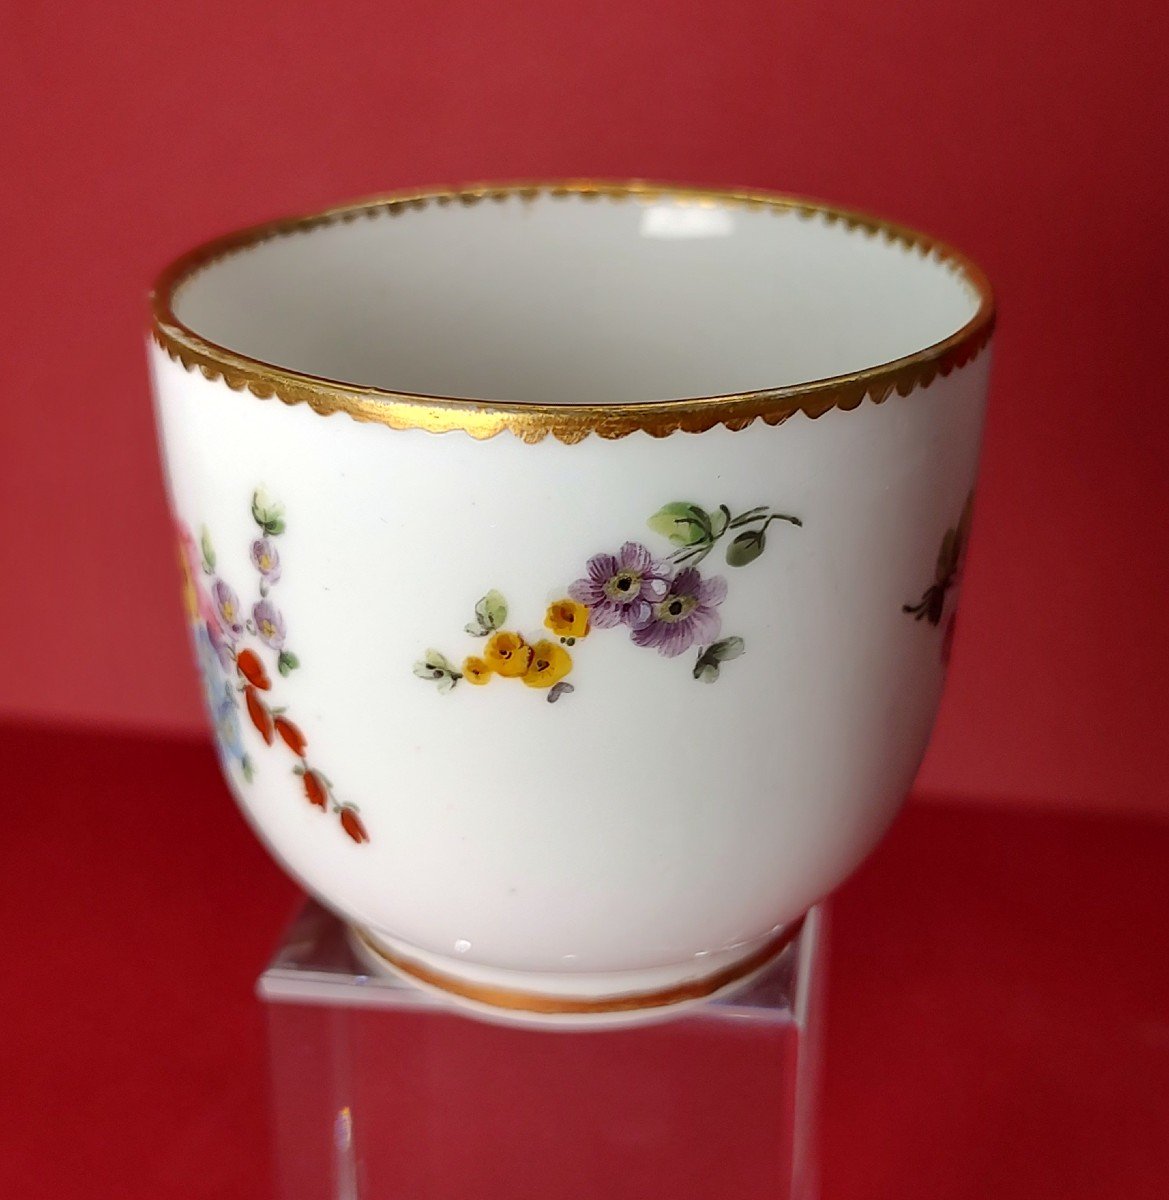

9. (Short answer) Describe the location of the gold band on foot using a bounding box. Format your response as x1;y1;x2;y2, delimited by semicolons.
353;917;805;1016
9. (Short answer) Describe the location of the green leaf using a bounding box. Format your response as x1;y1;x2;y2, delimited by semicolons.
648;502;709;547
466;589;508;635
685;504;713;534
693;635;745;682
252;487;285;535
413;649;453;679
726;528;766;567
707;636;745;663
277;651;299;677
200;526;216;572
693;657;720;683
481;589;507;630
709;505;731;539
414;650;462;691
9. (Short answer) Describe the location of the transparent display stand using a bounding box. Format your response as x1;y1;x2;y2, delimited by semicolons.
259;900;827;1200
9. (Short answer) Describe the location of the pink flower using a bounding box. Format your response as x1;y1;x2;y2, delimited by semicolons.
250;538;282;583
253;599;287;649
631;567;727;658
213;579;243;639
568;542;670;628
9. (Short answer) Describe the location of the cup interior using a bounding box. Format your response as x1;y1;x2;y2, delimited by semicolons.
168;187;985;406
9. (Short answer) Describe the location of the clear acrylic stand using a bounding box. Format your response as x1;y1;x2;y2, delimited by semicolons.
258;899;827;1200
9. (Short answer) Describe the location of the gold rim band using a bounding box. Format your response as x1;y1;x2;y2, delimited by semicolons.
151;181;995;445
354;916;805;1016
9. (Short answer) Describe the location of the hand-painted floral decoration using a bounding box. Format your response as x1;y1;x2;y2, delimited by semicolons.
415;501;802;702
903;492;973;664
176;489;369;844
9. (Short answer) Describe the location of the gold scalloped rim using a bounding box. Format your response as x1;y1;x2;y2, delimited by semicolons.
150;181;995;445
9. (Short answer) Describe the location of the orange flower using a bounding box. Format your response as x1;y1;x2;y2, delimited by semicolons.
339;807;370;844
274;715;307;757
522;640;573;689
236;648;271;691
244;685;274;744
484;631;533;678
462;656;494;685
302;768;329;809
544;598;590;640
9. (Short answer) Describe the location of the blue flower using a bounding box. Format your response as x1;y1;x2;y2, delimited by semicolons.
194;624;246;765
194;623;226;713
212;695;246;764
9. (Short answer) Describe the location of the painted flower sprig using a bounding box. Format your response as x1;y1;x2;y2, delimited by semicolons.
179;490;369;844
416;498;802;701
246;488;299;678
647;502;802;568
692;636;745;683
415;591;581;703
234;643;369;844
903;492;973;664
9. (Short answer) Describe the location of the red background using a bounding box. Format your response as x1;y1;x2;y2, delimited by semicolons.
1;3;1167;809
5;726;1167;1199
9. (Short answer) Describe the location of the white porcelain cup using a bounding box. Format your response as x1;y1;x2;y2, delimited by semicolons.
149;182;994;1023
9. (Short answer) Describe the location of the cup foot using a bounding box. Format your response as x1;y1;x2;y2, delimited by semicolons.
349;918;804;1028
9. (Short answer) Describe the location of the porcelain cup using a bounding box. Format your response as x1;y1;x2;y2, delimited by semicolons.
148;182;994;1023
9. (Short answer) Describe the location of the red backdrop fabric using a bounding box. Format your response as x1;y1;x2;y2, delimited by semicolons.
2;0;1167;813
5;723;1168;1200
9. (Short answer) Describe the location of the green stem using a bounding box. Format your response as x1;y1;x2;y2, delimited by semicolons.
764;512;802;529
727;506;769;529
672;541;713;566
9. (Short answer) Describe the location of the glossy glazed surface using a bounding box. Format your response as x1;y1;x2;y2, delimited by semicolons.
150;188;992;1009
173;191;980;405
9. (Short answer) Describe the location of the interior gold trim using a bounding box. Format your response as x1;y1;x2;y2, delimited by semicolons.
150;182;995;445
353;916;805;1016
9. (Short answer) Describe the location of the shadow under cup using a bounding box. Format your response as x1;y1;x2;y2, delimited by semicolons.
149;183;994;1025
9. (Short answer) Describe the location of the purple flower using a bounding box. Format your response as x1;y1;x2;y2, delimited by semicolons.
213;579;243;638
631;567;727;658
250;538;282;583
568;542;670;628
253;599;287;649
205;618;234;669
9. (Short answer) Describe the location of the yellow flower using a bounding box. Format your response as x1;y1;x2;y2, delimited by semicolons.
544;598;590;640
483;631;533;678
462;656;493;685
178;546;198;620
522;640;573;689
